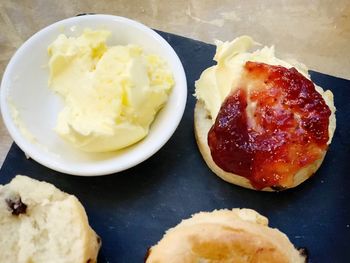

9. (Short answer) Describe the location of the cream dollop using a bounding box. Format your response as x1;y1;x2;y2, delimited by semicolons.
195;36;312;121
48;29;174;152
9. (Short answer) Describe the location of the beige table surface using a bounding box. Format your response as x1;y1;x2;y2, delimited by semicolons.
0;0;349;167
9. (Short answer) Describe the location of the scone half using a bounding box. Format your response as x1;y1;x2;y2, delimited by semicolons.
194;36;336;191
0;175;101;263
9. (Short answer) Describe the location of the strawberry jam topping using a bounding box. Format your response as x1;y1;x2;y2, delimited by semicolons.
208;61;331;190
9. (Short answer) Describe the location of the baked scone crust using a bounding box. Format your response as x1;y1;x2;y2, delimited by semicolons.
146;209;306;263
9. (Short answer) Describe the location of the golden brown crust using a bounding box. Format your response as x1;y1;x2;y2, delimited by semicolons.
194;100;330;191
146;209;306;263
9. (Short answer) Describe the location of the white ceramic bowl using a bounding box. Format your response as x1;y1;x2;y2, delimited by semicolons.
0;15;187;176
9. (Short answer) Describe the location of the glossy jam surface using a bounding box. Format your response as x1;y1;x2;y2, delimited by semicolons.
208;62;331;189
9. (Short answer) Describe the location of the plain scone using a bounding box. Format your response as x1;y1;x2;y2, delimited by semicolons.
0;175;100;263
146;208;306;263
194;85;336;191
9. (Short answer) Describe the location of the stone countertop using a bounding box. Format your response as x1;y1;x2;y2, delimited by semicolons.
0;0;349;167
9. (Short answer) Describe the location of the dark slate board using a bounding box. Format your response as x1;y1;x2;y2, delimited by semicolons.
1;31;350;263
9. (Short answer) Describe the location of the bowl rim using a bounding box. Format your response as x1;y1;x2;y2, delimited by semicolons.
0;14;187;176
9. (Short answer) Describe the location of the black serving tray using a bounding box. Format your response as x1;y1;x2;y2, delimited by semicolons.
1;31;350;263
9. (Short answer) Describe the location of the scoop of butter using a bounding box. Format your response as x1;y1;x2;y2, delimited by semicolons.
48;29;174;152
